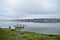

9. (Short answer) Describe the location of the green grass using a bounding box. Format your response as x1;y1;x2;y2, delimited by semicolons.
0;28;60;40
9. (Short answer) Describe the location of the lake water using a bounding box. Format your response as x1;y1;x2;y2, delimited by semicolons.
0;21;60;35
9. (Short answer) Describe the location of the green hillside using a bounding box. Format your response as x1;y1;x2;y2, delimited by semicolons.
0;28;60;40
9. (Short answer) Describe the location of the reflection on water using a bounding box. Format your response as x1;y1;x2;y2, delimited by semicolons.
0;21;60;35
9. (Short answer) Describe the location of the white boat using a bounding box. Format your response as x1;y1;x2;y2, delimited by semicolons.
13;24;24;29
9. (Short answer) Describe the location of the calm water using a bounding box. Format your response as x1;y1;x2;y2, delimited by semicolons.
0;21;60;35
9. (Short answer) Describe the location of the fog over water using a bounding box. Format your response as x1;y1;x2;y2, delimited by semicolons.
0;0;60;35
0;21;60;35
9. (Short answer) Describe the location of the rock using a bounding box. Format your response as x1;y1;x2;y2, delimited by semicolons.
16;34;23;38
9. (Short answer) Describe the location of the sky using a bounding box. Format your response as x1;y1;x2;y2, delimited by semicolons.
0;0;60;20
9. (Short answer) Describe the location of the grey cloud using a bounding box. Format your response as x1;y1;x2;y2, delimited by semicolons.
0;0;60;20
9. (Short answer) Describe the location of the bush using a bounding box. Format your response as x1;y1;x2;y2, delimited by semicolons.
10;29;15;31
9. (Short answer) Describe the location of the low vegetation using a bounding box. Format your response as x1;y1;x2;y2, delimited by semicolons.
0;28;60;40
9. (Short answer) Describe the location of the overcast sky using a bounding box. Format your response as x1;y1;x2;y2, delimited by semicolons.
0;0;60;20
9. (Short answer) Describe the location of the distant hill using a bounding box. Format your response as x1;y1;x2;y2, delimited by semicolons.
11;18;60;23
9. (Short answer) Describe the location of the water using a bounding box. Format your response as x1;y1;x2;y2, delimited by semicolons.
0;21;60;35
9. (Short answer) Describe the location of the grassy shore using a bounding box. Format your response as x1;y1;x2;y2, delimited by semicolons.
0;28;60;40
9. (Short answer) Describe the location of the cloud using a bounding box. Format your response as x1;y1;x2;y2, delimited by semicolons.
0;0;60;20
37;0;58;11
